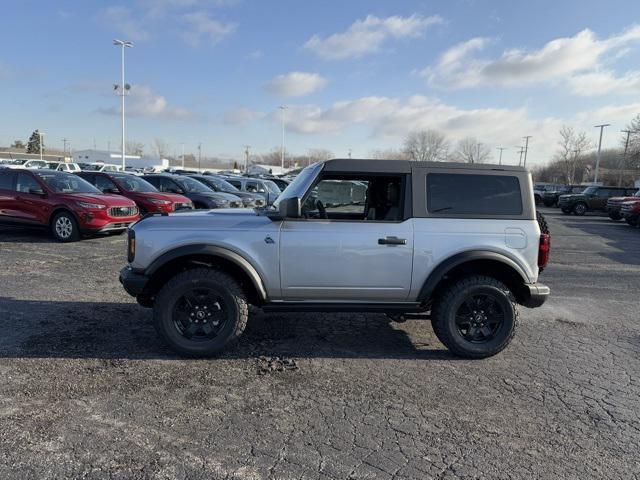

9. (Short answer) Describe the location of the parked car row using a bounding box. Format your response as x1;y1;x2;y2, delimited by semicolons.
539;181;640;228
0;166;286;242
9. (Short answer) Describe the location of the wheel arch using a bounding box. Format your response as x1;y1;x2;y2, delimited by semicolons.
48;206;81;227
144;244;268;305
418;251;531;305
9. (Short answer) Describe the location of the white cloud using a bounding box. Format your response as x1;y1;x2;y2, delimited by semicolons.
568;70;640;96
181;11;236;47
265;72;327;97
100;6;150;42
97;85;197;120
223;107;264;125
304;14;444;60
425;26;640;89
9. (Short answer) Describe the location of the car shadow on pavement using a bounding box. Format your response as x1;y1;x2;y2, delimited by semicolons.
0;297;455;361
562;219;640;265
0;226;55;243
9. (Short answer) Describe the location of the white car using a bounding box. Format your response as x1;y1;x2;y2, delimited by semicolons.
6;159;48;169
46;162;82;173
80;163;121;172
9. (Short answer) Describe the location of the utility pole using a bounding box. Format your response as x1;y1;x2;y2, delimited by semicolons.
197;143;202;171
619;130;631;187
279;105;287;170
244;145;250;172
348;148;352;159
593;124;610;183
522;136;532;167
516;146;524;166
180;143;185;169
62;138;69;156
39;132;44;161
113;39;133;170
496;147;506;165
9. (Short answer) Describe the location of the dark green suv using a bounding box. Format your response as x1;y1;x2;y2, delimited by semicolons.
558;186;638;216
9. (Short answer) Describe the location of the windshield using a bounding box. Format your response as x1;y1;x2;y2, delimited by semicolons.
206;176;240;193
111;174;158;193
263;180;281;195
175;176;213;193
273;162;322;208
36;171;101;194
583;186;598;195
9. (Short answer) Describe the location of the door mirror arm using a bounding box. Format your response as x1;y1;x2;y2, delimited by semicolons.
268;197;301;221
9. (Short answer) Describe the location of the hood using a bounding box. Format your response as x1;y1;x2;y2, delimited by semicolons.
207;191;243;201
559;193;583;199
57;192;136;207
134;206;272;231
126;191;191;203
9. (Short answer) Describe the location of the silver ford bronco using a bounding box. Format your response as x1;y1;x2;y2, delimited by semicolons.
120;159;550;358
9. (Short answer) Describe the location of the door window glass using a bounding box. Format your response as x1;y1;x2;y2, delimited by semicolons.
95;176;118;192
16;173;41;193
0;172;13;189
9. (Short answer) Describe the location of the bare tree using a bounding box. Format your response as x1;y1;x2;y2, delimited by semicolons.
454;137;491;163
553;126;591;183
307;148;333;164
153;138;170;159
403;130;449;162
369;148;408;160
125;140;144;156
623;114;640;171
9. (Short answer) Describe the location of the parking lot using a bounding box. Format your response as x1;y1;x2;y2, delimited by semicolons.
0;209;639;479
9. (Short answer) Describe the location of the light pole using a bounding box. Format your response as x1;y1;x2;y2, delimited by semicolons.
62;138;68;156
496;147;506;165
113;39;133;171
516;146;524;166
198;143;202;171
279;105;287;170
522;136;532;167
39;132;44;161
244;145;250;172
593;124;610;183
619;130;631;187
180;143;185;169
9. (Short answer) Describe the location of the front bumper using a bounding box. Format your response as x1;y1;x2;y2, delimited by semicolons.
521;283;550;308
119;266;149;297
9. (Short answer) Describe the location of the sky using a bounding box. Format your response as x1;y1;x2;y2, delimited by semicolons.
1;0;640;165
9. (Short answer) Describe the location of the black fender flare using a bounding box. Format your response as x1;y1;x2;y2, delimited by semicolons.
417;250;530;302
145;244;268;301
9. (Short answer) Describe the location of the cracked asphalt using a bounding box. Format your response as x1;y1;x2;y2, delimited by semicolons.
0;209;639;479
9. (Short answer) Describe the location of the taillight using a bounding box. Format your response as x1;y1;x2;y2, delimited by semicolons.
538;233;550;270
127;229;136;263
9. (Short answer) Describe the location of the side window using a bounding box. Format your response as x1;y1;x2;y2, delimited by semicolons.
157;178;177;193
227;180;241;189
95;176;118;192
304;176;402;221
80;174;96;185
0;172;13;190
427;173;523;216
16;173;41;193
246;181;259;192
144;177;160;189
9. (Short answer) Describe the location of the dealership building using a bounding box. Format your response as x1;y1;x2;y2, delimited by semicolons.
72;149;169;170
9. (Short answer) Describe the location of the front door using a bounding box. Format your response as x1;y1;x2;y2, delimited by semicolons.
279;175;414;302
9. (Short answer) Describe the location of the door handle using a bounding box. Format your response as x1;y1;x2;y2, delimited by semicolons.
378;236;407;245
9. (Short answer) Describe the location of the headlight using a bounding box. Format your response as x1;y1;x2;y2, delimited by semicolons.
212;200;229;208
77;201;106;209
146;198;171;205
243;198;255;207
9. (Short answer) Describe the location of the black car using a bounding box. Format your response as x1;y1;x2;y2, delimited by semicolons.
542;185;586;207
187;174;266;207
142;174;243;209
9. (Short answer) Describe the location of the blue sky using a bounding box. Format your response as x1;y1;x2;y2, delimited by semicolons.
1;0;640;165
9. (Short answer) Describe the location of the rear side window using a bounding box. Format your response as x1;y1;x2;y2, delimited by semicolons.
427;173;522;216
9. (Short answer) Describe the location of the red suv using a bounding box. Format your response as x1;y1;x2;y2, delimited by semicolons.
77;172;193;214
0;168;139;241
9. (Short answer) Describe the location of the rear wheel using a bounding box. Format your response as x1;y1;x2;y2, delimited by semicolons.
51;211;80;242
626;216;639;227
153;268;248;357
608;213;622;221
431;275;518;359
573;202;587;216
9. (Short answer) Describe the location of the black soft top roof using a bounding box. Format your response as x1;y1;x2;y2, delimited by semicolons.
321;158;528;174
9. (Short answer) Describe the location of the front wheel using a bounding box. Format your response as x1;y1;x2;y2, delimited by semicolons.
51;211;80;242
153;268;248;357
431;276;518;359
573;202;587;216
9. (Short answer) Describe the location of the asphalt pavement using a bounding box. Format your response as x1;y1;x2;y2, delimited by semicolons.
0;209;639;479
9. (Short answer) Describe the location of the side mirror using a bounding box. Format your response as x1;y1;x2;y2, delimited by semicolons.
103;187;119;194
279;197;301;218
29;187;45;196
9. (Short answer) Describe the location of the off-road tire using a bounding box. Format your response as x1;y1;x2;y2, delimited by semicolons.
608;213;622;221
573;202;587;216
153;268;248;357
626;217;638;227
536;210;550;235
51;211;80;242
561;207;571;214
431;275;518;359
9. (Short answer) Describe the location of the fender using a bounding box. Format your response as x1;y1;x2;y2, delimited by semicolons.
417;250;529;302
145;244;268;301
